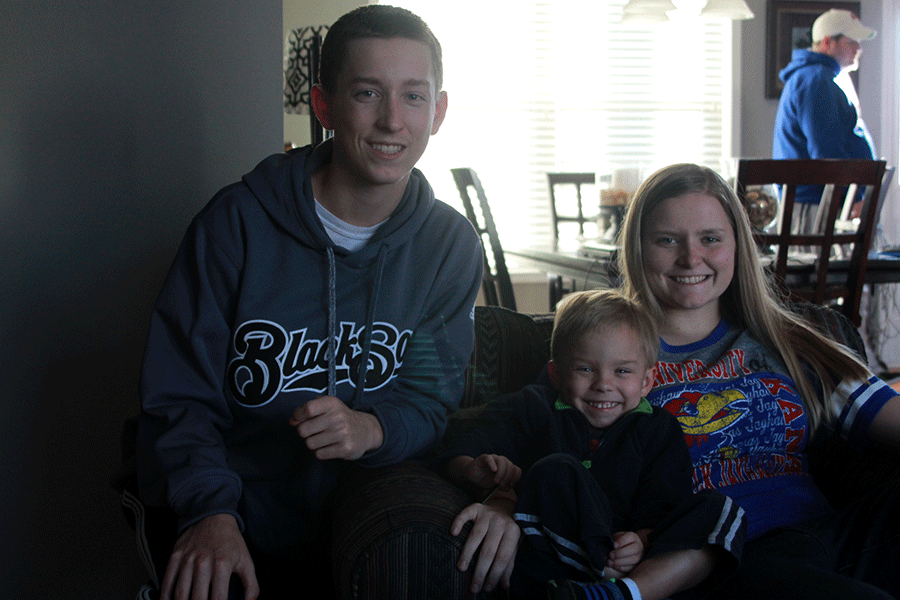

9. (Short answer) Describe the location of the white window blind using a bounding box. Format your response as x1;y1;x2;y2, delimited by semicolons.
381;0;734;250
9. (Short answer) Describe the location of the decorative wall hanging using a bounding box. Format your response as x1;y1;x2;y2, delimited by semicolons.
284;25;329;115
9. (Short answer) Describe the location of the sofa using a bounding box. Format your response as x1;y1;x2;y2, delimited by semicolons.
329;306;555;600
113;305;554;599
116;303;900;599
327;303;900;599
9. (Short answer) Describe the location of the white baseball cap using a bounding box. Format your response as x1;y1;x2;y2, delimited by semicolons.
812;9;876;43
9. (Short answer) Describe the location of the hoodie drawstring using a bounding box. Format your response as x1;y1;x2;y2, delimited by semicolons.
353;246;387;404
326;247;337;397
325;245;388;402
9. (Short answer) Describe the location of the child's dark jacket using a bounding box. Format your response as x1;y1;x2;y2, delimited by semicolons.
433;383;694;533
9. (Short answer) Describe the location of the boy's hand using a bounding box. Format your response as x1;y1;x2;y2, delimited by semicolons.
290;396;384;460
160;514;258;600
605;530;645;577
467;454;522;490
451;501;520;595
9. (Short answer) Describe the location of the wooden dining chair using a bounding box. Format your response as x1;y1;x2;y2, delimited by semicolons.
736;158;886;326
547;172;597;242
451;167;517;311
546;172;597;308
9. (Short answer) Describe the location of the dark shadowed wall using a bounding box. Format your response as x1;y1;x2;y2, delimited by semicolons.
0;2;282;597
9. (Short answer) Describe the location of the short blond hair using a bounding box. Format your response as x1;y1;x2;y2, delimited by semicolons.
551;289;659;369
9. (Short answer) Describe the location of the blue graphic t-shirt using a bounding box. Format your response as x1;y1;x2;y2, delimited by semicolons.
647;320;895;540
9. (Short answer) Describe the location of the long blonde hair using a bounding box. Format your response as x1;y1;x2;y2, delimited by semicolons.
619;163;868;433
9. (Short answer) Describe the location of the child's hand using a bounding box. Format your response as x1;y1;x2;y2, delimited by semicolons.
467;454;522;490
605;530;644;577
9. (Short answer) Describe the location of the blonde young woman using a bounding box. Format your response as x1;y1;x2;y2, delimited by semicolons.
619;162;900;599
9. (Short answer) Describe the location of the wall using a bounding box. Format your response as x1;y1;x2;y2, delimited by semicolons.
0;2;282;597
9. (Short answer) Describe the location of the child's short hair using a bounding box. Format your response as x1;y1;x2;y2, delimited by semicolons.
551;289;659;367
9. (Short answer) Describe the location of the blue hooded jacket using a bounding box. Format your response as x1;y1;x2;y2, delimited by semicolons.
136;140;482;557
773;49;876;203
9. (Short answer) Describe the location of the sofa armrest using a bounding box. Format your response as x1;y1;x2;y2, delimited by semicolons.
331;462;486;600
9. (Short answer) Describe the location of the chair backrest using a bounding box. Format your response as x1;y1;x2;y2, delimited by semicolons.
834;165;895;250
872;165;896;232
736;158;886;326
547;172;597;242
451;168;517;311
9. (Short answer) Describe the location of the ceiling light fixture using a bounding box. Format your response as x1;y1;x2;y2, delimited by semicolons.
620;0;677;23
699;0;755;20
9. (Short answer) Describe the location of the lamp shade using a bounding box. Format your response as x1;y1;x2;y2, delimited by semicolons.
623;0;677;11
620;11;670;23
620;0;675;23
699;0;754;20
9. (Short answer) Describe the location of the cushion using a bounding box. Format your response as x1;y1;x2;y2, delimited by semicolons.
461;306;554;409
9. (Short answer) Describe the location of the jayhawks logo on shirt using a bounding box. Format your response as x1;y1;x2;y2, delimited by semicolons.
650;351;807;493
666;389;746;436
649;323;897;538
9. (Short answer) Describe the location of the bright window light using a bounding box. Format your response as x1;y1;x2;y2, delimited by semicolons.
382;0;734;250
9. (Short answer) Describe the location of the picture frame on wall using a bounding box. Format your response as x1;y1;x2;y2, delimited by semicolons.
765;0;861;99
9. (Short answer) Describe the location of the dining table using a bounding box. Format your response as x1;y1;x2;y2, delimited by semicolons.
507;244;900;289
506;243;900;371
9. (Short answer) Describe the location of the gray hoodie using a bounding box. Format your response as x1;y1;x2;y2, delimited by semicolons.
136;139;482;557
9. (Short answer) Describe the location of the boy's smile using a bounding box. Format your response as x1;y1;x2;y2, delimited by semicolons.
553;323;655;429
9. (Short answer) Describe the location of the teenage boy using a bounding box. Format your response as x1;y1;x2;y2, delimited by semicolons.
134;6;482;599
435;290;745;600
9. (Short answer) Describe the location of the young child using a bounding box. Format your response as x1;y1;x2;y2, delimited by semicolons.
434;290;745;600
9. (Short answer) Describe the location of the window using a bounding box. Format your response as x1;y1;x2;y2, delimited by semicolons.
383;0;735;250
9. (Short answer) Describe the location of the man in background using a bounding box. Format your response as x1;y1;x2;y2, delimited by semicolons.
772;8;877;230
